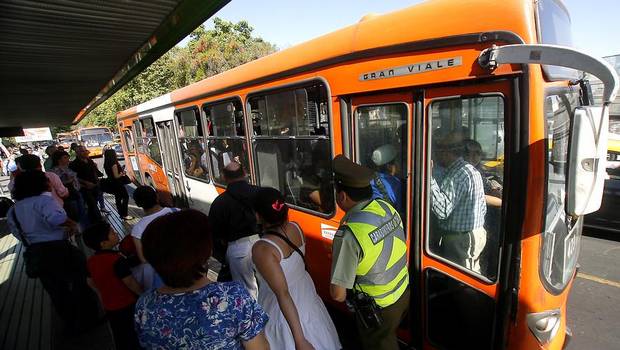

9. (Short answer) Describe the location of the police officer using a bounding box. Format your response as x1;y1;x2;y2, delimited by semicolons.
329;154;410;350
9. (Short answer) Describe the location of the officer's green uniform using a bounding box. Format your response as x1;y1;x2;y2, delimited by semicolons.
330;154;410;350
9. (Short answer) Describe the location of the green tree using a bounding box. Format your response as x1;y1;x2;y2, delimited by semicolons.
51;126;72;138
81;19;276;131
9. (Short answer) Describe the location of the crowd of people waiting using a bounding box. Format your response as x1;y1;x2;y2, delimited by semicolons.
1;144;136;337
2;141;413;349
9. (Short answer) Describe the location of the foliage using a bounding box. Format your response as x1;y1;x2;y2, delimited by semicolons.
50;126;72;138
79;18;276;131
2;138;17;147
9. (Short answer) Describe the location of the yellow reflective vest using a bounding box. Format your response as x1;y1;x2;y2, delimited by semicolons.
344;199;409;308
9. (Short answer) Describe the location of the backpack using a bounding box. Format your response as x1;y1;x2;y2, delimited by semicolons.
0;197;15;218
224;190;259;235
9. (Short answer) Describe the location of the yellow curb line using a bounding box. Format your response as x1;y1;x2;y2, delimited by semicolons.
577;272;620;289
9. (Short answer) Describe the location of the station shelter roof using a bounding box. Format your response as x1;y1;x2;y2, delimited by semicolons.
0;0;229;133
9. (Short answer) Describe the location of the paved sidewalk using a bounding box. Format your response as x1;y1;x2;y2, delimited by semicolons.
0;177;134;350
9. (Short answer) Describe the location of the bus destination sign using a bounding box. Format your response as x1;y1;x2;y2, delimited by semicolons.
359;56;462;81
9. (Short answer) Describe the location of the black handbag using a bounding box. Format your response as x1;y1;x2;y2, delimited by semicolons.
99;177;115;193
119;174;131;185
217;263;233;282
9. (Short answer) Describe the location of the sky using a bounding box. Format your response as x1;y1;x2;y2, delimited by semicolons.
184;0;620;59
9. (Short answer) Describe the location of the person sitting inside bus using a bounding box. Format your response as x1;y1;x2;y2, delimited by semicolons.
83;222;142;350
430;130;487;274
184;140;208;178
135;209;270;350
370;144;405;220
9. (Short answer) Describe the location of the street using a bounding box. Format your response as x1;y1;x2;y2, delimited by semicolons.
567;229;620;350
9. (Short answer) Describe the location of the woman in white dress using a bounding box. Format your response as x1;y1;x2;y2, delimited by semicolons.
252;187;341;350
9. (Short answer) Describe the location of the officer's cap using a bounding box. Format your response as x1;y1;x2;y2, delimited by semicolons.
333;154;373;188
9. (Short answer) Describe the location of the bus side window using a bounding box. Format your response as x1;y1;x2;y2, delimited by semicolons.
355;103;408;225
428;95;505;280
133;120;143;153
122;129;135;153
204;99;250;186
141;117;162;166
177;109;209;182
248;82;334;214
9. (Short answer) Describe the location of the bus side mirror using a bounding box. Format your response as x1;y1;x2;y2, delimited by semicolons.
567;106;609;216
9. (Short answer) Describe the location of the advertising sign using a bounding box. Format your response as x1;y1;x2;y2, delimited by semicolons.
15;127;54;142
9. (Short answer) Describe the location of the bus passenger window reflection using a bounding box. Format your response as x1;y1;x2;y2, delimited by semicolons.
249;82;334;214
141;118;162;166
355;103;408;224
177;109;209;182
428;96;505;280
204;99;250;186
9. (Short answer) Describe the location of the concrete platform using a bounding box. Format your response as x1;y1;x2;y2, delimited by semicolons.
0;181;140;350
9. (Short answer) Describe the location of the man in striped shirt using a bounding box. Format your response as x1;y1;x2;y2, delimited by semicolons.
431;130;487;273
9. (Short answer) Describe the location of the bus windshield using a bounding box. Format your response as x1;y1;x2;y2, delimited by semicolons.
80;131;113;146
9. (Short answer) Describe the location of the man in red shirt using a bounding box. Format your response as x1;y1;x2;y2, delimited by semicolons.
84;222;142;349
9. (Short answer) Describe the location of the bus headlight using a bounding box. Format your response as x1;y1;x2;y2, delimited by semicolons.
526;309;561;345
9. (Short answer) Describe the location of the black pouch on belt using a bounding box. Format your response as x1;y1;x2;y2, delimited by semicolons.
346;286;384;329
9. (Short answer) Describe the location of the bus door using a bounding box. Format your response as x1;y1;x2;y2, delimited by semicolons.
131;120;146;185
420;80;511;350
156;120;188;207
350;92;413;229
350;92;413;342
120;125;142;184
176;108;217;213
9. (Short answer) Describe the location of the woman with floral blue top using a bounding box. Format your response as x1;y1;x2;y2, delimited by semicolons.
135;209;270;350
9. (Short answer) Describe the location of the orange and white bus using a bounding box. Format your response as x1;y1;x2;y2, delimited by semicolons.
56;131;78;149
117;0;617;348
57;127;115;157
74;126;115;157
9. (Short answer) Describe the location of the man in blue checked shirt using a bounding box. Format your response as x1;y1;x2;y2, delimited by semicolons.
430;130;487;273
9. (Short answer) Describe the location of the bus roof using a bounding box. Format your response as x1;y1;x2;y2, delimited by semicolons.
76;127;111;132
118;0;537;118
56;132;74;136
